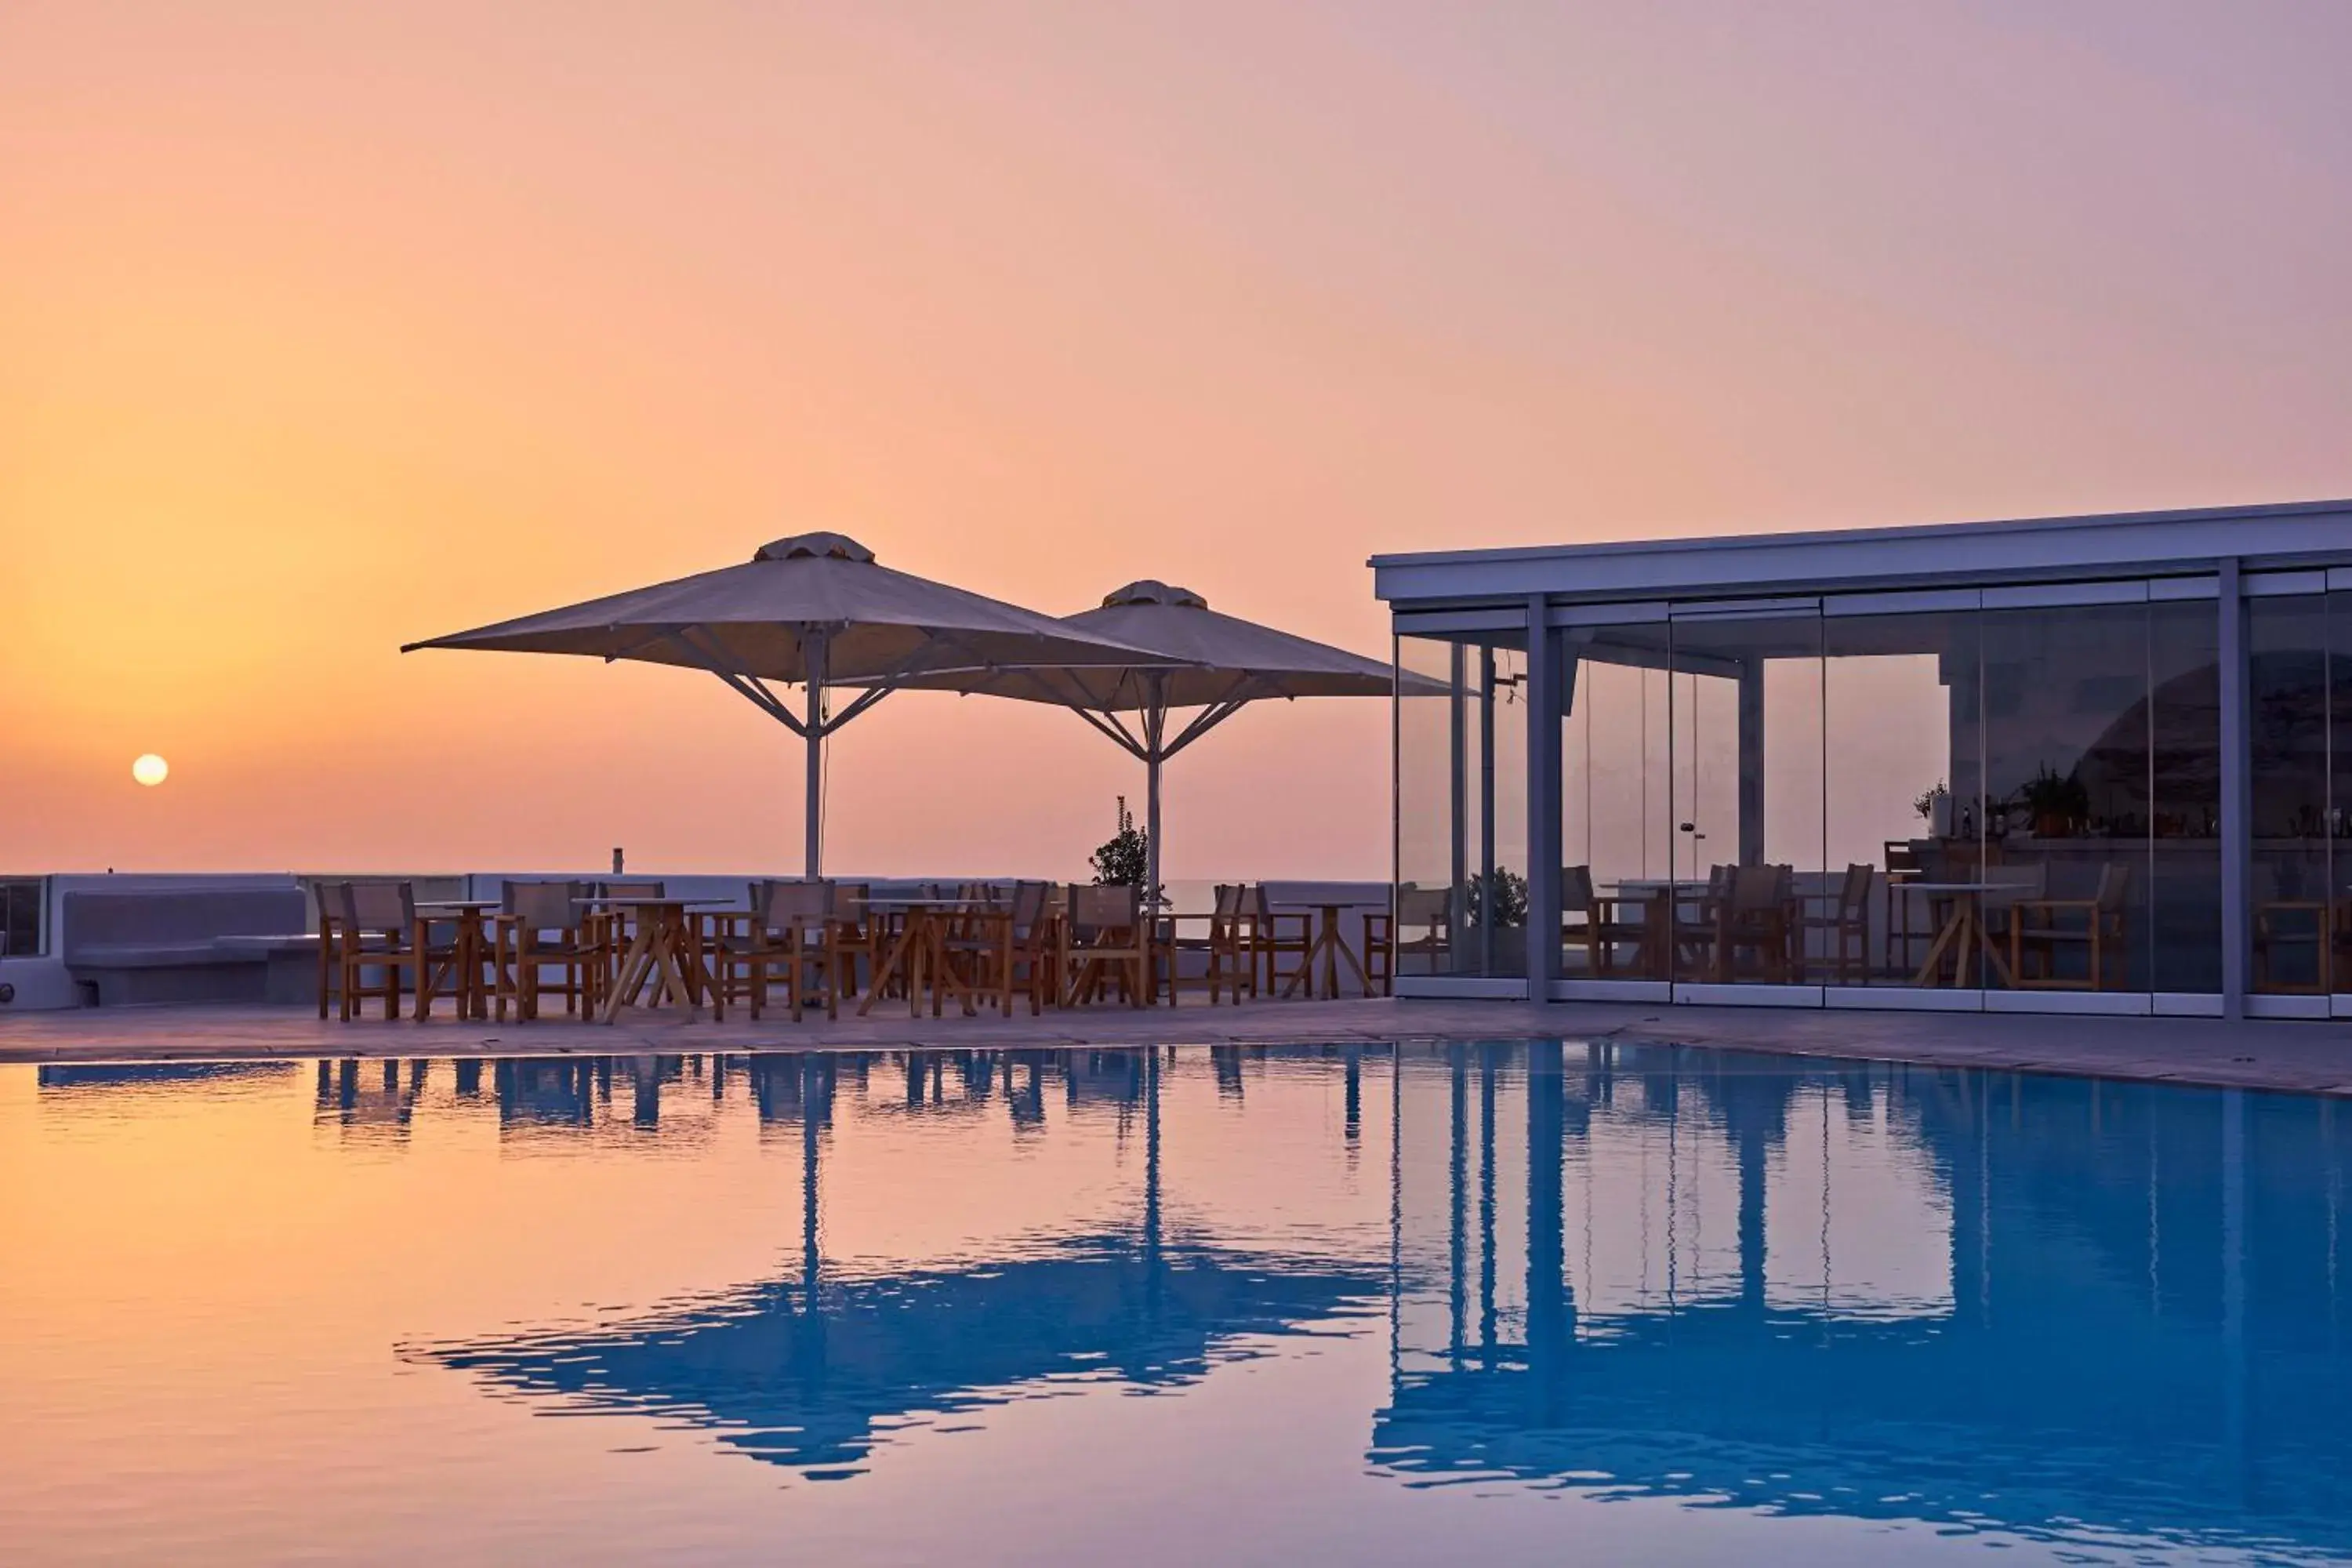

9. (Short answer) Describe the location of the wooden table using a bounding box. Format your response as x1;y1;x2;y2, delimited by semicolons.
1907;882;2017;989
855;896;1006;1018
1280;902;1370;1000
585;897;727;1023
1602;880;1680;981
415;900;500;1021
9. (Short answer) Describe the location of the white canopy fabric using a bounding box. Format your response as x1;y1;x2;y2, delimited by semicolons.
404;535;1181;876
862;580;1399;899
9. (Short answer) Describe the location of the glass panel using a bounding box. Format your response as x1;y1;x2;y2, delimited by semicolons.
1821;608;1985;989
2332;591;2352;996
1981;601;2151;993
1667;614;1824;985
2229;594;2326;997
1398;629;1529;978
1558;622;1671;979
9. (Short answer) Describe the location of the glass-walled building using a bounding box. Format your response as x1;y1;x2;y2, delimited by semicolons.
1375;500;2352;1018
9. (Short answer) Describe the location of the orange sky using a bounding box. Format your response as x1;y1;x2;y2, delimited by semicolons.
5;2;2350;879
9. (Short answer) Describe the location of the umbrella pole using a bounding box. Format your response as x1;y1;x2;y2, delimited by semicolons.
805;629;827;880
1143;677;1167;904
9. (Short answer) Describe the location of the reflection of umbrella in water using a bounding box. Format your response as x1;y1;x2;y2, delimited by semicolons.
417;1054;1381;1476
403;534;1184;877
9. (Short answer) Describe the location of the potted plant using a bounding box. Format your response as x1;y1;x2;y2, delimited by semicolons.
2013;764;2090;838
1090;796;1160;904
1913;780;1952;839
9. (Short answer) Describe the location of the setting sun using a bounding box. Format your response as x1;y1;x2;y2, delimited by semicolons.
130;753;169;787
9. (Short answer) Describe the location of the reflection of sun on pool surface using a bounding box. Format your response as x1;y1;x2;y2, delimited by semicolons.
131;753;169;787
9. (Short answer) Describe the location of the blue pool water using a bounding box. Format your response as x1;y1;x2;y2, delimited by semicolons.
3;1043;2348;1565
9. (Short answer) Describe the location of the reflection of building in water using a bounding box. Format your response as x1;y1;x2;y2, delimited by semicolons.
420;1052;1381;1476
37;1062;295;1094
313;1057;429;1138
1377;1043;2352;1556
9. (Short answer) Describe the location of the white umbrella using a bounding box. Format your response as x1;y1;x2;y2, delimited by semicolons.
861;580;1399;899
403;535;1184;877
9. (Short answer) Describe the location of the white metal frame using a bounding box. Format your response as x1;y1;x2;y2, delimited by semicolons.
1381;499;2352;1022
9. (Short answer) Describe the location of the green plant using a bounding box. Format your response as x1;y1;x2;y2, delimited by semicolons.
1913;780;1948;822
1090;796;1153;893
2012;763;2089;825
1465;868;1528;927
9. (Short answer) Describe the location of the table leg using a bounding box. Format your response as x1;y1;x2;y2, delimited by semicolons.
1911;901;1966;987
599;921;659;1023
858;916;924;1017
1974;907;2015;989
668;913;705;1021
1280;930;1312;1000
459;915;480;1021
1323;907;1368;998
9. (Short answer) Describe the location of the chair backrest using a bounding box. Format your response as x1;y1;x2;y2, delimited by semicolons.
601;880;666;901
1213;883;1250;920
1011;880;1051;931
754;879;833;927
1730;864;1786;915
831;882;870;922
1884;840;1922;875
503;879;584;930
1071;883;1138;935
1838;862;1873;914
1560;865;1595;914
1396;884;1450;927
2094;860;2132;910
339;880;416;932
1988;862;2048;894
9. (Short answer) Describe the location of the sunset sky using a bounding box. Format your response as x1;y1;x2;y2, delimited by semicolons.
6;2;2350;879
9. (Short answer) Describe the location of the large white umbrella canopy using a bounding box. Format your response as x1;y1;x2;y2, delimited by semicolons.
862;580;1399;899
403;535;1184;877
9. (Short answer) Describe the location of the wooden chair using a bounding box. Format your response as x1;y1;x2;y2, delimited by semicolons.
713;879;843;1021
314;880;346;1020
1252;885;1316;996
492;880;596;1022
1390;884;1452;978
1700;864;1797;983
1061;883;1151;1007
331;880;451;1021
1799;863;1875;985
938;883;1029;1015
1670;865;1737;981
828;882;879;998
1560;865;1650;978
2254;862;2330;994
1882;841;1925;976
990;880;1058;1014
2010;862;2130;990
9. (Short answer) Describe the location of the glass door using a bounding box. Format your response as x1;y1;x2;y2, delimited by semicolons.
1667;607;1824;993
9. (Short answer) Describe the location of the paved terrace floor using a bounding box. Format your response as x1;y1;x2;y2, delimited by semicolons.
8;997;2352;1095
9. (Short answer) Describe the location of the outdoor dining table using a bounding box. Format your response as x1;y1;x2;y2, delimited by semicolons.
1905;882;2019;989
855;895;1008;1018
415;899;501;1021
583;896;730;1023
1279;902;1371;1000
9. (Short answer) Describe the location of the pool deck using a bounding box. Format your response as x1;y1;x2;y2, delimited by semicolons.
9;996;2352;1094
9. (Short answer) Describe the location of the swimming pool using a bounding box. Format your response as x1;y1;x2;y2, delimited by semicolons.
3;1043;2347;1565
